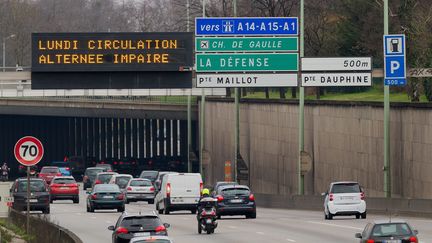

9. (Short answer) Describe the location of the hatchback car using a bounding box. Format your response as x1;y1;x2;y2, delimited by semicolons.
96;163;114;172
215;185;256;219
93;172;118;187
83;167;105;190
86;184;125;212
323;181;366;220
49;176;79;203
139;170;159;184
212;181;239;196
355;219;419;243
10;178;50;213
108;211;170;243
109;174;133;192
130;236;173;243
38;166;62;184
125;178;155;204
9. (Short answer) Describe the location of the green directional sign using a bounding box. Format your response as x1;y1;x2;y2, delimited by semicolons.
195;37;298;52
196;53;298;72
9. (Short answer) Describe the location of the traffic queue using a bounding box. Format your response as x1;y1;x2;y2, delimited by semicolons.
8;162;420;243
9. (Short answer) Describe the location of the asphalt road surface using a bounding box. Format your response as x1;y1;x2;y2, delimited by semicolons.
46;189;432;243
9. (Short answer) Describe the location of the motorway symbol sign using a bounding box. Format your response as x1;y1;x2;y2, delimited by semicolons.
14;136;44;166
195;37;298;52
302;73;372;87
197;73;298;88
195;17;298;36
302;57;372;71
196;53;299;72
384;34;406;86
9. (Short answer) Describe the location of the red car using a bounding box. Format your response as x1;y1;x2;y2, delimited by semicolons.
49;176;79;203
39;166;61;184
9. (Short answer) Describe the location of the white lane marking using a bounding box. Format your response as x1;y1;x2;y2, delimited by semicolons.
306;221;362;230
90;216;97;219
75;213;82;216
286;239;296;242
256;232;265;235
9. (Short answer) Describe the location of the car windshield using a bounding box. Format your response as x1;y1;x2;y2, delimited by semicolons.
372;223;412;237
120;216;161;229
17;181;46;192
221;188;250;196
331;183;361;193
98;174;114;183
52;178;76;184
86;168;104;176
140;171;158;180
41;167;59;173
94;184;120;192
130;180;152;187
115;177;131;189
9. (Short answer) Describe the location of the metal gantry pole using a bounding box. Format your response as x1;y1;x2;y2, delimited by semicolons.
233;0;239;183
2;40;5;72
298;0;305;195
187;0;192;173
199;0;206;177
383;0;391;198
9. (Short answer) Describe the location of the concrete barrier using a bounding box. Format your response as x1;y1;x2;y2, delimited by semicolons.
255;193;432;218
9;209;83;243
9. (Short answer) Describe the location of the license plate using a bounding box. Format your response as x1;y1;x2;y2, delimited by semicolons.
230;199;243;203
173;198;184;202
60;187;69;190
134;232;150;237
385;240;401;243
103;196;113;199
340;196;353;200
28;199;38;203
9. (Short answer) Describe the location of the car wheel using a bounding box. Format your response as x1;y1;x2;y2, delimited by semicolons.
247;212;256;219
50;198;54;204
198;222;202;234
191;209;197;214
43;207;50;214
156;203;163;214
73;197;79;204
86;205;90;212
148;199;154;205
324;212;328;220
125;199;129;204
118;206;125;212
216;215;221;220
328;213;333;220
361;212;367;219
355;214;360;219
164;207;170;215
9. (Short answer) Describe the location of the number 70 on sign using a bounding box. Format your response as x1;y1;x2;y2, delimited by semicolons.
14;136;44;166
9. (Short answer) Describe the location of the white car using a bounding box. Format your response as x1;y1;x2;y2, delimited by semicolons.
125;178;155;204
108;174;133;191
130;236;173;243
323;181;366;220
155;173;202;215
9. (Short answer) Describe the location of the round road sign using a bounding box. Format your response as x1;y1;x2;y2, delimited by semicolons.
14;136;44;166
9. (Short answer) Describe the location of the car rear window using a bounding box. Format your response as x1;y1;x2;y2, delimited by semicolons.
94;184;120;192
17;181;46;192
98;174;114;183
221;188;250;196
130;180;152;187
86;168;104;176
331;183;361;193
120;216;161;229
96;164;112;169
372;223;412;237
52;178;76;184
41;167;59;173
115;177;131;189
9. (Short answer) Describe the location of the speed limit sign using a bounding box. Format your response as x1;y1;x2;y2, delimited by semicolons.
14;136;44;166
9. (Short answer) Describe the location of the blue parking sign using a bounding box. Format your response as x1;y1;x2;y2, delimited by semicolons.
384;34;406;86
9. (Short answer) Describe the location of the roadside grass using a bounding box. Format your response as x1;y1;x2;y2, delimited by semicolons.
0;219;34;242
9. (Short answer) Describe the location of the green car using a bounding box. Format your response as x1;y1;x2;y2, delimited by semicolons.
87;184;125;213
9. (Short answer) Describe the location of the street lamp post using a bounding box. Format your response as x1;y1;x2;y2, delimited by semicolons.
2;34;16;72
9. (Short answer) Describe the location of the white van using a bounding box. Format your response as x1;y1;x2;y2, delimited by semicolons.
155;173;203;215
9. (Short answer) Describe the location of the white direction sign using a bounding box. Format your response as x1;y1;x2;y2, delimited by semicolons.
302;73;372;87
196;73;298;88
302;57;372;71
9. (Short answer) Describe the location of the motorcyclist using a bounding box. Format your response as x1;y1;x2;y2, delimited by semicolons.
1;163;10;181
197;188;218;234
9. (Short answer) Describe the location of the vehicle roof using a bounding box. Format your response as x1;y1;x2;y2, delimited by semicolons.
96;172;118;176
41;166;59;168
130;236;172;242
215;181;238;185
52;176;75;179
121;211;159;218
94;184;120;189
130;178;151;181
86;167;104;170
330;181;360;185
112;174;133;178
17;177;44;181
219;184;250;190
141;170;158;173
372;219;409;224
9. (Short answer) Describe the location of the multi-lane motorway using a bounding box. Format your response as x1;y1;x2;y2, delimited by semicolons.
46;188;432;243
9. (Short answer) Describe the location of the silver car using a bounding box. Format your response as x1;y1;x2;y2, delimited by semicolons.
130;236;173;243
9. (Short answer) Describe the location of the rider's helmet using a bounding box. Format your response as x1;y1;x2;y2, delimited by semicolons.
202;188;210;196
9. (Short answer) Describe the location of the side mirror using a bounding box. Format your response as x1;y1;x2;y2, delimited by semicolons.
163;223;170;228
414;230;418;235
354;233;362;239
108;225;115;231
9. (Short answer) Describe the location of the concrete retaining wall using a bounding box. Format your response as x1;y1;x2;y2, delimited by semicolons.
202;98;432;199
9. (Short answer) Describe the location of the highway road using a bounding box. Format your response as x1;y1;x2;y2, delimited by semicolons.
47;189;432;243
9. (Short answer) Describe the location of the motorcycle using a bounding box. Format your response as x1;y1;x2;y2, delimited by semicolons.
197;198;218;234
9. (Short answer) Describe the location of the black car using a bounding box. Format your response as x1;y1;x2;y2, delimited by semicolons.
215;185;256;219
117;157;139;176
108;211;170;243
211;181;239;196
355;219;419;243
139;170;159;184
86;184;125;212
83;167;106;190
10;178;50;214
